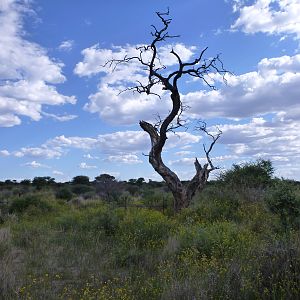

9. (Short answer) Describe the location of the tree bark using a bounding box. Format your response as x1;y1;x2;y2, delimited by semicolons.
140;120;211;212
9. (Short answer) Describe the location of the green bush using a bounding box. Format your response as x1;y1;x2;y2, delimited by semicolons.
177;221;256;258
9;195;52;214
117;209;172;249
71;184;93;195
55;187;73;201
266;181;300;228
219;160;274;202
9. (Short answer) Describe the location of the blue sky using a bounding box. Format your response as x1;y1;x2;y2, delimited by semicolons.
1;0;300;182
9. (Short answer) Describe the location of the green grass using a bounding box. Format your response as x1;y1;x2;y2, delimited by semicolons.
0;187;300;299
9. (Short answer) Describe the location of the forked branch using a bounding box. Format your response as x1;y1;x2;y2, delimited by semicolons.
104;9;228;211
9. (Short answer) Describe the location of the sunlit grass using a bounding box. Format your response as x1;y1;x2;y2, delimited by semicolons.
1;185;300;299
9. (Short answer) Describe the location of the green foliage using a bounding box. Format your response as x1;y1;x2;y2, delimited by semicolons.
55;187;73;201
71;184;93;195
20;179;31;186
71;175;90;185
95;173;115;183
220;159;274;188
177;221;256;258
32;176;55;190
266;180;300;228
9;195;53;214
128;177;145;186
95;174;123;201
1;162;300;299
118;209;172;249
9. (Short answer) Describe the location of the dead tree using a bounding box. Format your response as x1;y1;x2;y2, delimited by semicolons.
106;10;227;212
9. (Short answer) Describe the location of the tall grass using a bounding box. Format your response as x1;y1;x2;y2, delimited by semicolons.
0;183;299;299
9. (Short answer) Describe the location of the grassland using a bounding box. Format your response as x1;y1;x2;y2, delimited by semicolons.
1;167;300;299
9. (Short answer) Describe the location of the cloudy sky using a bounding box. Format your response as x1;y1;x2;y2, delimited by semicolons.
0;0;300;182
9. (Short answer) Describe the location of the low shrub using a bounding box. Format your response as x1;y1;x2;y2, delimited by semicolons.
9;195;53;214
177;221;256;259
55;187;73;201
266;180;300;228
117;209;173;249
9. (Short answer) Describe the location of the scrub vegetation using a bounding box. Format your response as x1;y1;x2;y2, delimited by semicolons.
1;160;300;299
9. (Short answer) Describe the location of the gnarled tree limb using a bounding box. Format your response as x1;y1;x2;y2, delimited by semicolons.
106;10;228;212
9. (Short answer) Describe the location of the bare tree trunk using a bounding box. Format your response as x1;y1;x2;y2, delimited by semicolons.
140;120;211;212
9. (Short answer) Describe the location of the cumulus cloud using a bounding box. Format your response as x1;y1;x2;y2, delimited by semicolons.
74;43;196;125
175;150;195;156
79;162;97;169
169;157;195;166
53;170;64;176
58;40;74;52
107;154;142;164
184;54;300;120
23;161;49;168
232;0;300;40
0;150;10;156
45;130;200;156
217;116;300;179
75;42;300;134
4;130;202;169
169;155;236;167
0;0;76;127
13;147;62;159
47;135;98;150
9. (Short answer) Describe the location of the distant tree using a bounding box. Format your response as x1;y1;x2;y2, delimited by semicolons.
20;179;31;186
136;177;145;186
72;175;90;185
32;176;55;190
95;174;123;201
128;179;137;185
128;177;145;186
4;179;14;185
95;174;115;183
106;10;227;212
219;159;274;189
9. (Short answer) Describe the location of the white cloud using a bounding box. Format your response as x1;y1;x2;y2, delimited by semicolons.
13;147;62;159
74;43;195;77
23;161;49;168
75;43;300;134
47;135;98;150
42;112;78;122
166;132;201;149
0;113;21;127
175;150;195;156
58;40;74;52
217;116;300;179
232;0;300;40
0;0;76;127
107;154;142;164
169;155;235;167
6;130;202;171
169;157;195;166
74;43;196;125
0;150;10;156
184;54;300;120
83;154;99;159
79;162;97;169
53;170;64;176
